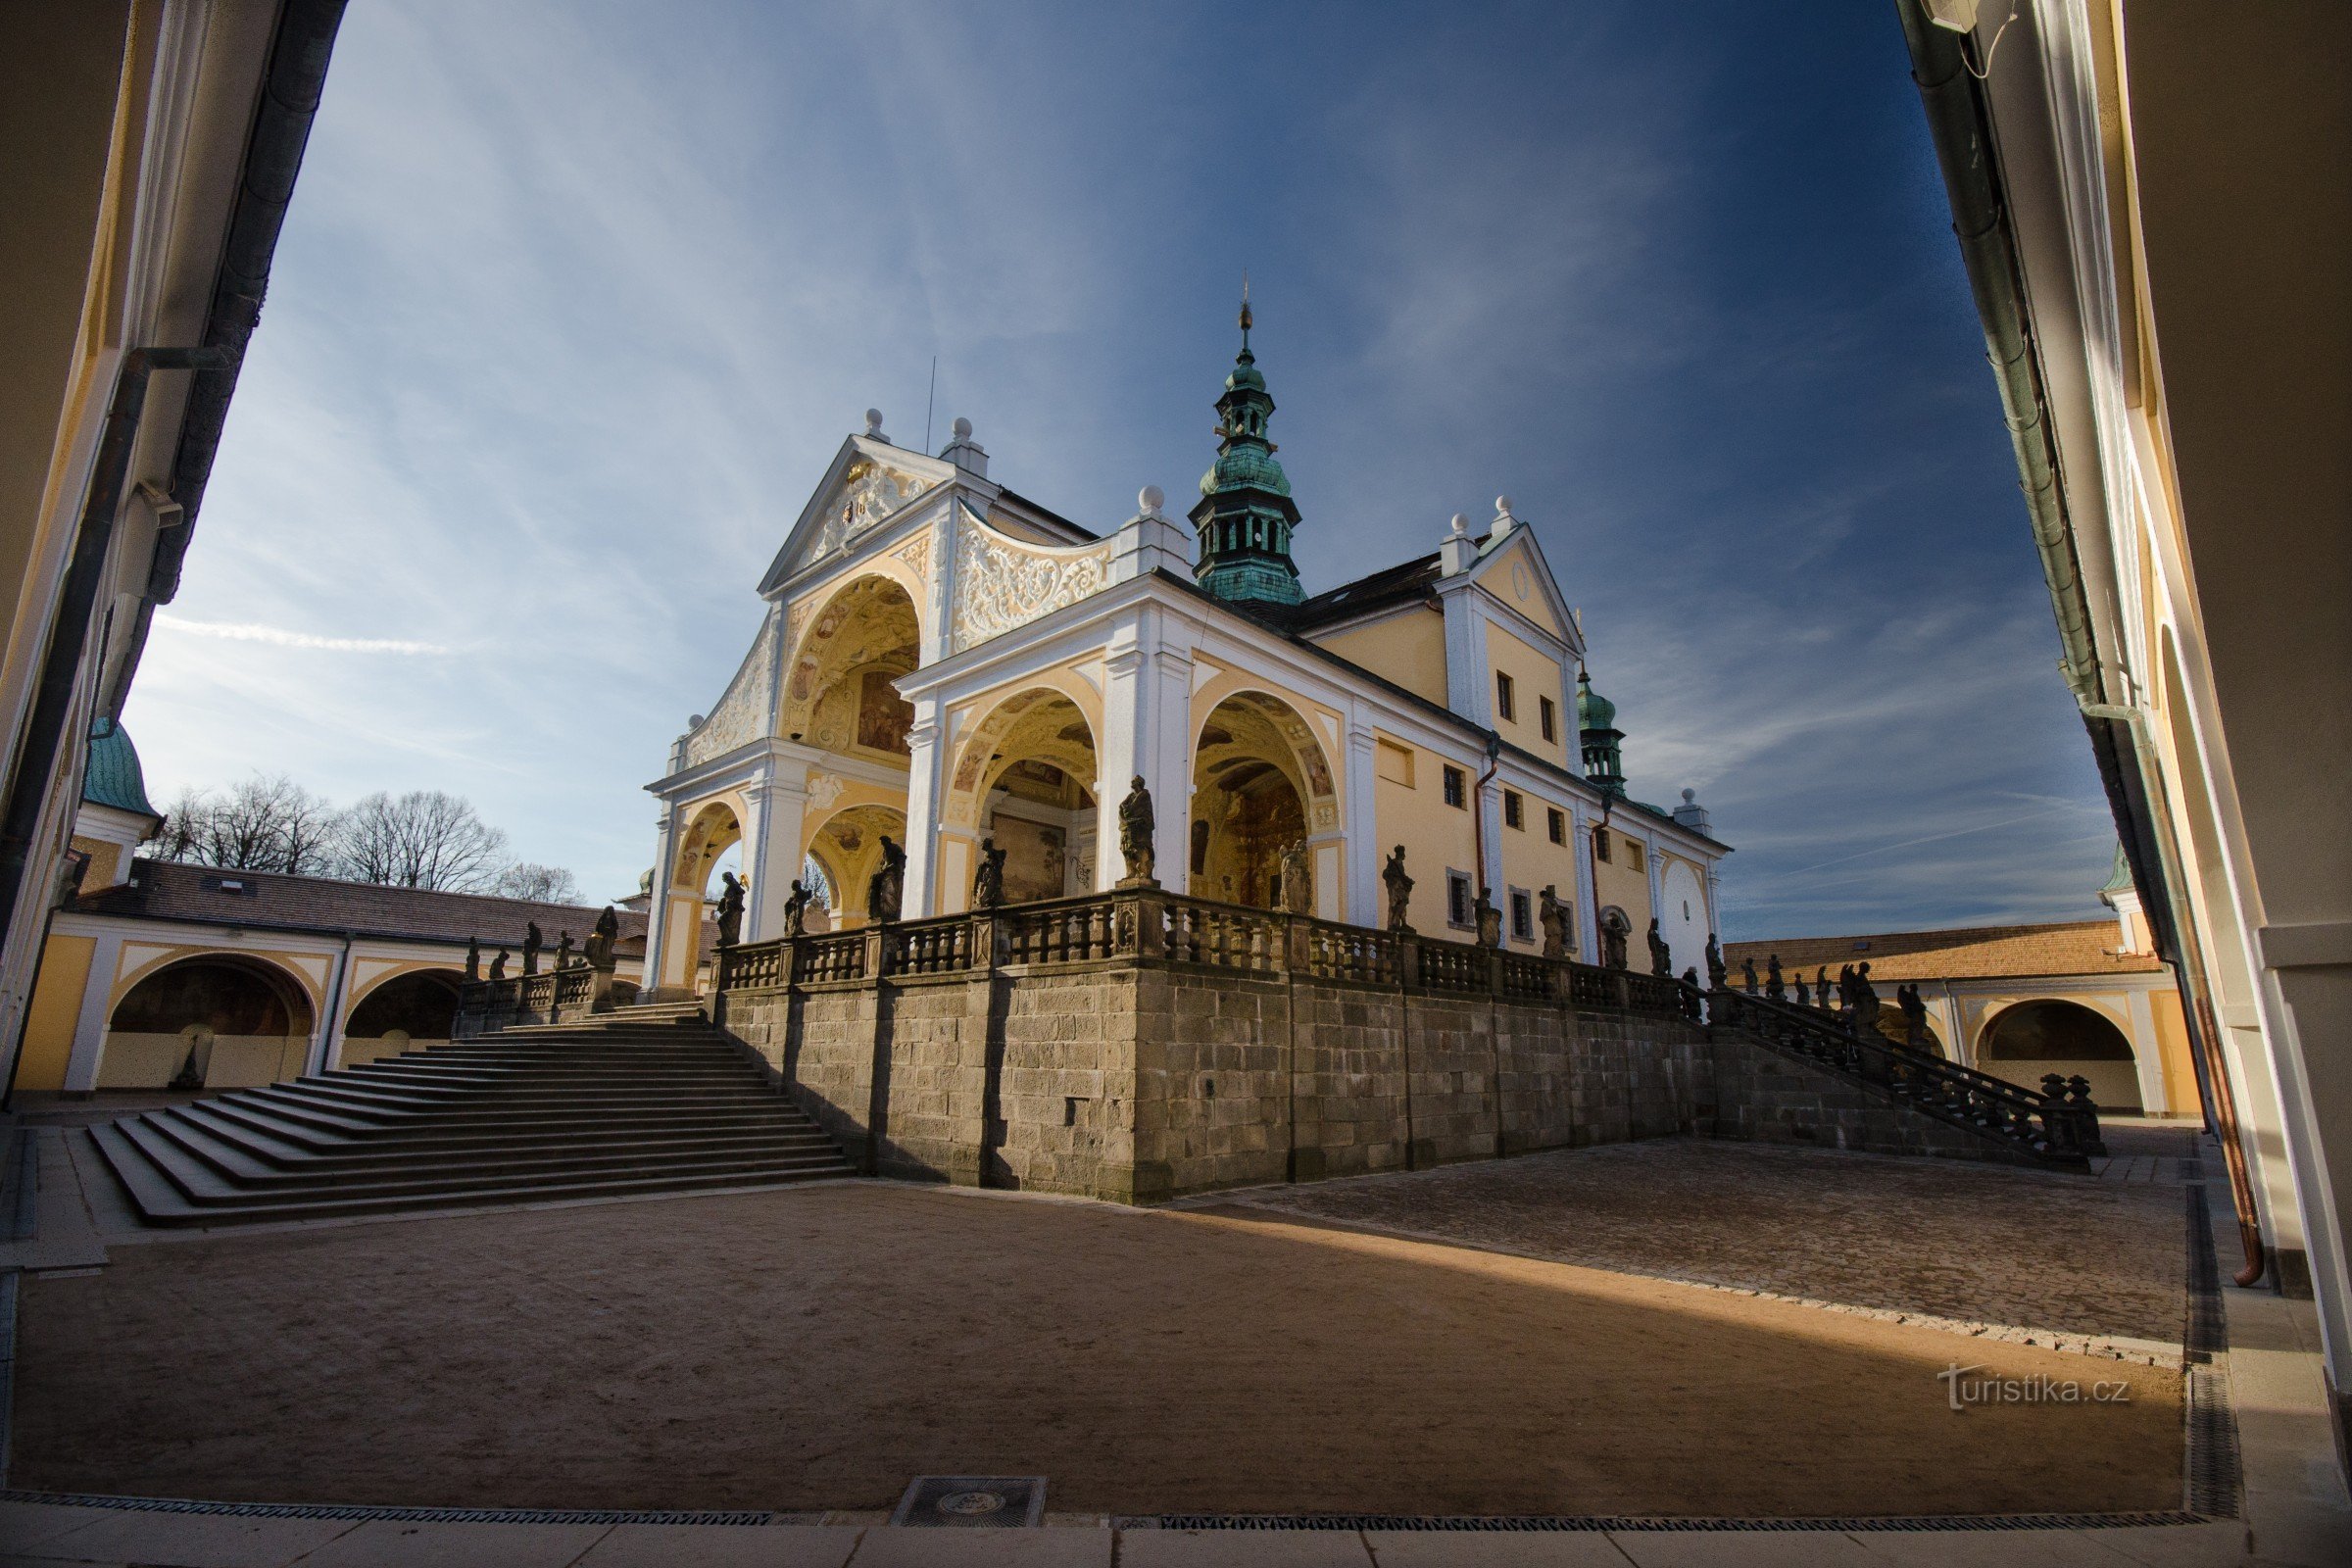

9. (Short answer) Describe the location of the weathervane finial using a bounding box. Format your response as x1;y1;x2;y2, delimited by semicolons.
1239;270;1252;343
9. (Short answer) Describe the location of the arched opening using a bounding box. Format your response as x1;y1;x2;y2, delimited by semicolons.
1190;691;1336;911
1658;860;1705;980
104;956;316;1092
340;969;463;1067
1877;1004;1946;1057
1981;1000;2141;1110
779;573;921;760
945;687;1100;906
663;799;743;994
807;804;910;929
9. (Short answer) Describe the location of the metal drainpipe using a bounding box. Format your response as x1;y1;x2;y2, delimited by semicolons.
314;930;357;1076
0;349;236;962
1471;735;1501;905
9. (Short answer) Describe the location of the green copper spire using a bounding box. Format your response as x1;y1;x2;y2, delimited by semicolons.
1190;287;1303;606
1577;669;1626;798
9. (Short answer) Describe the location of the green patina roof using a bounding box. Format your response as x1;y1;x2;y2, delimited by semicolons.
83;717;158;818
2099;843;2134;898
1576;669;1617;732
1198;437;1293;500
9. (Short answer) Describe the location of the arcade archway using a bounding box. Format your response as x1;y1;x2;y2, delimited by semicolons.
341;969;464;1066
1980;999;2140;1111
807;804;910;928
104;955;316;1091
1191;692;1334;911
779;572;921;760
663;799;743;993
944;686;1101;906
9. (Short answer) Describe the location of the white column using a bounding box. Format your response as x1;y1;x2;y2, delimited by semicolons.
746;765;811;942
63;930;124;1093
1570;802;1599;963
899;701;946;917
1093;609;1193;892
1476;774;1504;905
1149;641;1195;891
1643;831;1664;923
1343;718;1378;925
2127;987;2169;1113
640;804;680;990
311;942;355;1075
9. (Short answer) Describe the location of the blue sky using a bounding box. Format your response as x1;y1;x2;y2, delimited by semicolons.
125;0;2120;942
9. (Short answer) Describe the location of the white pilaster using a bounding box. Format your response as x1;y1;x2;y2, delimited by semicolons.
311;942;356;1075
1476;772;1504;903
899;704;945;917
640;804;680;990
1442;588;1493;726
745;762;812;942
1092;607;1194;892
1343;718;1379;925
63;931;124;1092
1570;802;1599;963
2128;987;2169;1113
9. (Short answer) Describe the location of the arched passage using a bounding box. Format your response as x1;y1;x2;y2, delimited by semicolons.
945;686;1100;906
1191;691;1336;911
661;799;743;994
1980;999;2141;1110
1658;859;1706;980
104;955;316;1092
779;572;922;759
807;803;910;928
340;969;463;1066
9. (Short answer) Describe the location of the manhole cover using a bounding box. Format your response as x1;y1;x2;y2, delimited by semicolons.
891;1475;1047;1528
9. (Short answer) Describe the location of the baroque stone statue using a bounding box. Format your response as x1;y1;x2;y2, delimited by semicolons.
1539;885;1569;959
556;930;573;968
465;936;480;982
1898;982;1929;1049
1766;953;1785;1003
867;835;906;923
1382;845;1414;934
784;879;812;937
1117;776;1157;887
972;837;1006;909
1474;891;1502;949
1740;956;1758;994
1851;960;1880;1035
1647;917;1671;977
522;920;543;976
1279;840;1313;914
1704;932;1725;991
584;906;619;970
1602;918;1629;971
1815;967;1832;1010
490;948;509;981
714;870;745;948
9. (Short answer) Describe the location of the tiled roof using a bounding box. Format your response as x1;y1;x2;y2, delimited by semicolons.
1723;920;2166;983
75;859;656;956
1282;551;1444;632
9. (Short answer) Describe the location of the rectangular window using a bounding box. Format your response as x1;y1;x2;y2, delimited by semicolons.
1509;888;1533;942
1539;695;1557;742
1503;789;1524;829
1442;765;1466;808
1495;671;1516;722
1547;807;1566;845
1592;826;1612;863
1626;841;1646;873
1446;870;1473;929
1375;738;1415;787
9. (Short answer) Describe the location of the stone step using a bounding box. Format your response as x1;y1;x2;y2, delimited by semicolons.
189;1095;810;1152
168;1101;832;1168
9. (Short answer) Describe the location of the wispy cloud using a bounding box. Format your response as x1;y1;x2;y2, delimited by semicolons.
154;615;451;656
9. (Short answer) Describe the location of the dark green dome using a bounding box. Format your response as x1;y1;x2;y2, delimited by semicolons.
1576;671;1617;732
82;717;157;817
1199;441;1292;499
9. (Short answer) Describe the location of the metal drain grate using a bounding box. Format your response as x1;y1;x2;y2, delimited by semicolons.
2186;1365;2242;1519
0;1491;774;1526
892;1475;1047;1528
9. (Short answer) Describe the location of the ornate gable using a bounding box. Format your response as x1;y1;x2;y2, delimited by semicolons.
757;436;958;597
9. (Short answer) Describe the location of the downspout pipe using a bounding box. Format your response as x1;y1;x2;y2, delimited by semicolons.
0;347;237;957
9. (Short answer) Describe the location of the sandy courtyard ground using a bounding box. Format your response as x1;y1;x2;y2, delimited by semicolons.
16;1166;2183;1518
1226;1138;2191;1344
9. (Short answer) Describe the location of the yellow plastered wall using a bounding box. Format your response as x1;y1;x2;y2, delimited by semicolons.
2149;987;2196;1113
1591;824;1654;934
1483;619;1573;769
70;835;122;888
1309;608;1448;706
16;933;95;1092
1371;732;1479;935
1481;536;1565;639
1495;788;1583;948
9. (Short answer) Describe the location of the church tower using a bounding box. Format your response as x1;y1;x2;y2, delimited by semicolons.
1190;292;1303;606
1578;669;1627;798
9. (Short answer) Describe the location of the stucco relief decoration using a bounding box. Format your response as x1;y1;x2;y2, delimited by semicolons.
950;512;1111;654
891;524;934;583
817;462;932;559
683;611;780;767
806;772;845;813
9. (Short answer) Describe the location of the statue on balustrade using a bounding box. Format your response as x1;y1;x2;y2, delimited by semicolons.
867;835;906;923
585;906;619;970
1851;960;1880;1035
1279;840;1313;914
1117;776;1157;887
1740;956;1758;993
1814;967;1832;1010
1766;953;1786;1003
972;838;1006;909
556;931;573;968
1382;845;1414;934
783;879;812;937
1602;917;1629;971
714;871;745;948
1475;891;1502;949
522;920;543;976
1647;917;1671;977
1837;962;1856;1015
465;936;481;982
1539;885;1570;959
1704;932;1726;991
1897;982;1928;1049
490;948;509;981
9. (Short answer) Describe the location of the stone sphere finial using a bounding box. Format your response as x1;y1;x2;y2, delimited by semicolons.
1448;512;1470;537
863;408;885;436
1495;495;1515;517
952;416;973;440
1140;484;1165;515
1682;787;1697;805
688;713;706;728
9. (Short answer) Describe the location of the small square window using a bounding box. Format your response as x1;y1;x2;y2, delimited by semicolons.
1495;671;1516;722
1376;738;1415;787
1546;808;1566;845
1539;695;1557;742
1442;765;1466;808
1503;789;1524;829
1509;888;1533;942
1446;870;1473;929
1592;826;1612;863
1627;841;1646;873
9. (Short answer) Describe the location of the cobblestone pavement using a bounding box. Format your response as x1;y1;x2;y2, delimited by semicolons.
1220;1135;2190;1348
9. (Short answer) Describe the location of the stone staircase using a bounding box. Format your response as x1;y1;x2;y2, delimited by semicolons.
87;1002;854;1226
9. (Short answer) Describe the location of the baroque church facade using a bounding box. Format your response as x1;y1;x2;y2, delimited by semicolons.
642;309;1728;996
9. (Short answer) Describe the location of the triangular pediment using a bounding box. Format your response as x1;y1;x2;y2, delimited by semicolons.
757;436;969;597
1463;526;1580;657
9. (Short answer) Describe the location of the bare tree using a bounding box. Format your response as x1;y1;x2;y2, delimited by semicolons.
492;861;580;903
145;787;212;863
336;790;511;892
143;775;336;873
